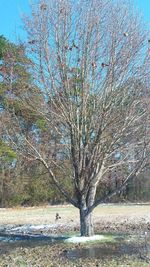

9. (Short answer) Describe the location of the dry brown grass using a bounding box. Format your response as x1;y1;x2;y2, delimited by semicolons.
1;204;150;228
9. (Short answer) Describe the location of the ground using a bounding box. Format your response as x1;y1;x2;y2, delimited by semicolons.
1;204;150;266
1;203;150;234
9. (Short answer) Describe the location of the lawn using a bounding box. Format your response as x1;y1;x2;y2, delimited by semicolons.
1;203;150;225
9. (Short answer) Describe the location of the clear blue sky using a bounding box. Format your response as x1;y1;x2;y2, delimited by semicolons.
0;0;30;42
0;0;149;42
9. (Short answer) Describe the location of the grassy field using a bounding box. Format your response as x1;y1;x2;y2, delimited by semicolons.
1;203;150;225
1;204;150;267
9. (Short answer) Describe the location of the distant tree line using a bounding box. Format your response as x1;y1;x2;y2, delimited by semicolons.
0;158;150;207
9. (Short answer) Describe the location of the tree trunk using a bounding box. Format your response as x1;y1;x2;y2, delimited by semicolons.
79;208;94;236
1;165;5;208
78;185;96;237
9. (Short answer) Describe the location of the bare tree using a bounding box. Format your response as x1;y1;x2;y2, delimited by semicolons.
3;0;150;236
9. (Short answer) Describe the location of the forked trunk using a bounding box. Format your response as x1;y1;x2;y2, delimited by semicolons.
80;208;94;236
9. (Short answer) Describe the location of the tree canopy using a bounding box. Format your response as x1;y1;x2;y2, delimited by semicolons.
1;0;150;236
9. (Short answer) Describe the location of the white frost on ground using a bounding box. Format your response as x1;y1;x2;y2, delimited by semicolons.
6;224;59;233
66;235;105;243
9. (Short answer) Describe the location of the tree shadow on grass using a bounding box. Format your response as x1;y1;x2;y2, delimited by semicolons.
0;232;66;254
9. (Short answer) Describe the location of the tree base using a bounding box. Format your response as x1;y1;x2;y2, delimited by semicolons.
80;209;94;236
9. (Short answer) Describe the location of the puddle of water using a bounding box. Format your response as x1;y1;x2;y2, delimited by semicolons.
65;234;150;260
66;243;139;260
